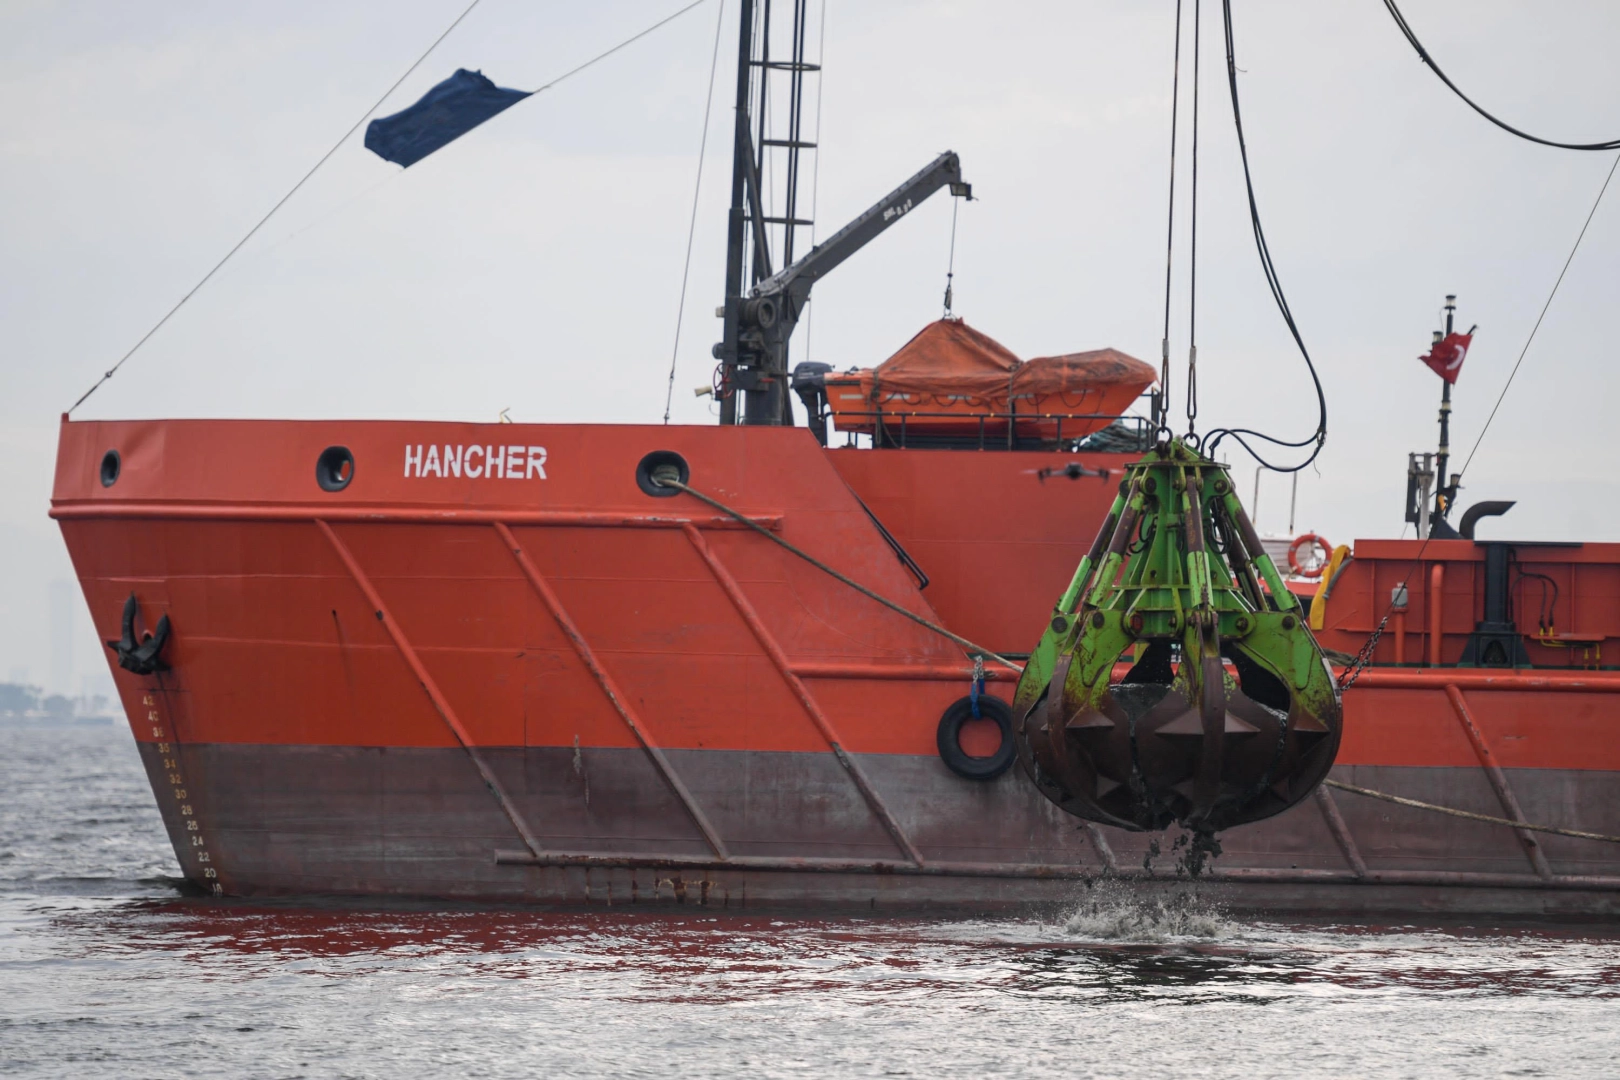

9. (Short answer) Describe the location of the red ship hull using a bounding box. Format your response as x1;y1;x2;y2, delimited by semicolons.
53;418;1620;915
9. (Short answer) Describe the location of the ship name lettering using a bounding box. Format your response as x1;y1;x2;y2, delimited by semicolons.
404;443;546;480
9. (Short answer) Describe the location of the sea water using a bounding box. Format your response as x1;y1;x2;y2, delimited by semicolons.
3;723;1617;1078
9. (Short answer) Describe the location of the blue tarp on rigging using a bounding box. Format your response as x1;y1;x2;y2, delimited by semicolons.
364;69;530;168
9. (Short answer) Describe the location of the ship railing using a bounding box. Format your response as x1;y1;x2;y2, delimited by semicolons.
829;410;1151;452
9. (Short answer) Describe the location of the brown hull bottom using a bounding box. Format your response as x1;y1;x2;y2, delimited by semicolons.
145;743;1620;918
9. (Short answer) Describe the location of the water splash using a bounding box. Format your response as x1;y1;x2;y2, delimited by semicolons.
1060;882;1233;942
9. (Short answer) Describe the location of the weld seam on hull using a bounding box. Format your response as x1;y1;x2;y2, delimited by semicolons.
788;661;998;681
489;849;1620;890
1314;783;1369;878
1446;683;1554;879
494;520;729;859
317;518;546;859
681;521;927;867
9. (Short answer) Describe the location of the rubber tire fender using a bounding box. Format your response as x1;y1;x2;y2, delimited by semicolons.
936;694;1016;781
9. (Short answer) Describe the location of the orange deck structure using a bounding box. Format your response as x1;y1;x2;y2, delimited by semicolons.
52;416;1620;915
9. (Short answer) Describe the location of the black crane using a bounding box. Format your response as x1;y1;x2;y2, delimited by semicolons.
712;0;969;428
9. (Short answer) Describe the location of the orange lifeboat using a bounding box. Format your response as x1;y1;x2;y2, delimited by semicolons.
822;319;1156;446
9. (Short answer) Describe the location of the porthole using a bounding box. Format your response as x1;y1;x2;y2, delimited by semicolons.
99;449;121;488
316;445;355;492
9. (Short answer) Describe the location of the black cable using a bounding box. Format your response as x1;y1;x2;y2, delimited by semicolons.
1380;0;1620;152
664;0;728;424
1201;0;1327;473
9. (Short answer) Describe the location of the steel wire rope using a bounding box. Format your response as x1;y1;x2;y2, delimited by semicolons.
1454;152;1620;482
1199;0;1328;473
1336;151;1617;690
1186;0;1201;434
804;0;827;362
942;196;960;317
1325;779;1620;844
1156;0;1185;433
664;0;729;424
66;0;489;415
1380;0;1620;152
654;476;1024;675
67;0;714;416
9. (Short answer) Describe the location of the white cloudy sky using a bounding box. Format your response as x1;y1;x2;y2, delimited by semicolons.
3;0;1617;695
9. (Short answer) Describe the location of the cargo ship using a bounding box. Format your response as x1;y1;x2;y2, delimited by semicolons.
53;2;1620;916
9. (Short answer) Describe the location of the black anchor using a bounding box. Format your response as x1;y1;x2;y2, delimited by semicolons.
106;593;171;675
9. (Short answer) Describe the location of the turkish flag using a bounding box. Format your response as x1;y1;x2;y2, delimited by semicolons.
1421;332;1472;384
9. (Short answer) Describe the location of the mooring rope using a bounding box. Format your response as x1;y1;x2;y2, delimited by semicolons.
658;477;1024;675
1326;779;1620;845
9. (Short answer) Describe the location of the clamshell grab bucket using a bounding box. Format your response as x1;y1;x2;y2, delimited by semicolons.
1012;439;1343;833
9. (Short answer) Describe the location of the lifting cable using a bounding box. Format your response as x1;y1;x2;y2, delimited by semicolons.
663;0;729;424
1155;0;1185;432
1199;0;1327;473
656;476;1024;675
1380;0;1620;152
1185;0;1202;435
941;194;960;318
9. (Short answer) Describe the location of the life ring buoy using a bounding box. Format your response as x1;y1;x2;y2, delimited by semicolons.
936;695;1016;781
1288;533;1333;578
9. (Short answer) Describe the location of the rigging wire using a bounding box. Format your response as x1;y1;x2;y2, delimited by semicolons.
942;196;960;317
1185;0;1201;434
1338;151;1616;690
1380;0;1620;152
1200;0;1328;473
664;0;728;424
67;0;489;415
1454;151;1620;481
524;0;711;96
804;0;827;362
1156;0;1185;433
67;0;713;416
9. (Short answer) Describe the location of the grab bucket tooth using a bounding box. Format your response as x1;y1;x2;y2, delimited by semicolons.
1011;439;1342;833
